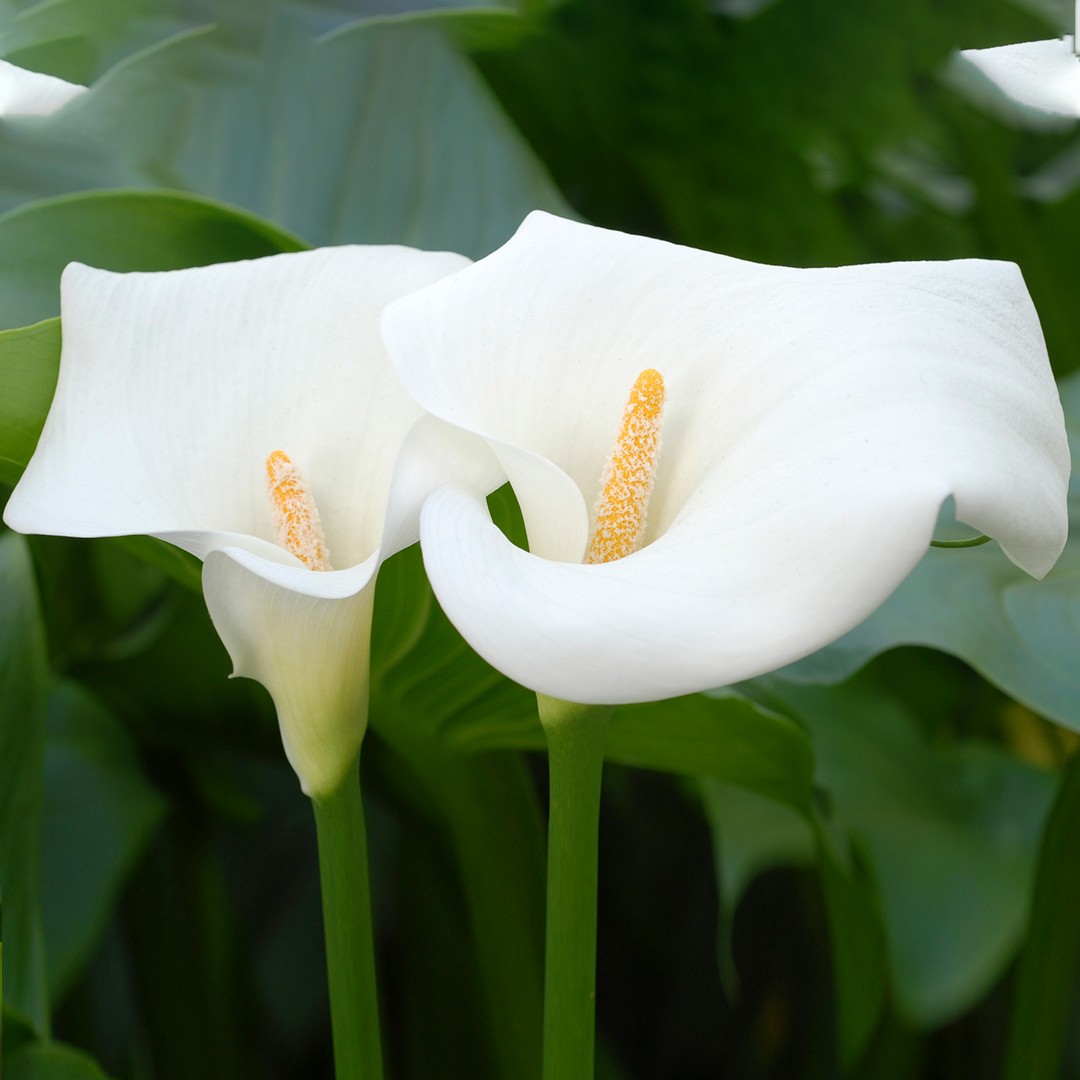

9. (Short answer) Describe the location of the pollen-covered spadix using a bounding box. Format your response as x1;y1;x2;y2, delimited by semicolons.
266;450;333;571
585;369;666;565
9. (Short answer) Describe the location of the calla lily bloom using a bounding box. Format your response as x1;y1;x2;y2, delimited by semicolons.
0;58;86;117
956;6;1080;121
4;247;499;797
382;212;1070;706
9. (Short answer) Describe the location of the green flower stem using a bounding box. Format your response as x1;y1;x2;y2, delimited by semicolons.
537;694;614;1080
312;759;384;1080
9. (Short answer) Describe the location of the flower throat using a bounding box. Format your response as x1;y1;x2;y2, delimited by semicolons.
584;369;666;565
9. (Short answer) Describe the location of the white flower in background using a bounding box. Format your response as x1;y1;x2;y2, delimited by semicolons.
4;248;499;797
955;4;1080;122
382;212;1070;706
0;58;86;117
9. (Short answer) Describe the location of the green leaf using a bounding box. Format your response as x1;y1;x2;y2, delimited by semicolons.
781;370;1080;732
388;745;547;1080
0;318;60;488
1003;749;1080;1080
701;760;886;1066
40;680;167;1001
0;189;307;331
0;532;49;1033
815;821;888;1069
757;673;1057;1027
69;580;269;748
0;0;522;85
702;782;814;921
113;537;201;594
0;0;183;83
2;1003;37;1057
5;1042;115;1080
474;0;1037;252
700;779;814;992
610;694;814;814
0;10;570;257
391;795;503;1079
371;549;546;1080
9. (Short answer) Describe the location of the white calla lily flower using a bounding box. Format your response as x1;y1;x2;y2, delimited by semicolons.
956;4;1080;123
0;58;86;116
956;36;1080;121
382;212;1070;706
4;247;499;797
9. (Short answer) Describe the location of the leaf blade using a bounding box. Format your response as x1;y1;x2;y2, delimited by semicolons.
1003;749;1080;1080
0;532;50;1032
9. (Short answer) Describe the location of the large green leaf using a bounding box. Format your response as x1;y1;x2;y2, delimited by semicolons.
370;546;545;1080
5;1043;114;1080
701;780;888;1068
2;1002;37;1057
1003;747;1080;1080
780;370;1080;732
0;189;306;331
700;778;814;990
0;532;49;1033
475;0;1039;253
0;0;520;85
40;680;167;1002
756;672;1057;1028
0;318;59;489
611;694;813;813
3;0;449;73
0;0;190;82
816;820;888;1069
0;8;569;256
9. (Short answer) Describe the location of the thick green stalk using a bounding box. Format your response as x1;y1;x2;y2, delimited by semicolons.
313;761;384;1080
538;695;613;1080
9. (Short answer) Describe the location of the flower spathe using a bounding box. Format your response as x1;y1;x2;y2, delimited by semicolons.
955;25;1080;122
4;247;500;797
0;58;87;117
382;212;1071;706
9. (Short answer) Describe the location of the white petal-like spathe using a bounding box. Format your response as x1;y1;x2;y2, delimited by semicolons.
384;212;1070;704
5;246;478;795
0;58;87;117
955;37;1080;122
204;549;377;797
6;247;470;575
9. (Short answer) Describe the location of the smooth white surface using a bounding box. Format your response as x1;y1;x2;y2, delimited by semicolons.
384;212;1071;704
0;58;86;116
958;37;1080;120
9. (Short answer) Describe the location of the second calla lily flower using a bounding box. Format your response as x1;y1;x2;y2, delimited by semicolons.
0;57;86;117
382;212;1071;706
956;36;1080;121
955;3;1080;121
4;247;499;796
